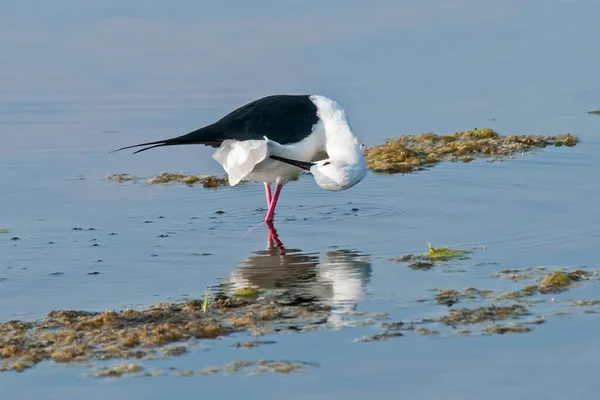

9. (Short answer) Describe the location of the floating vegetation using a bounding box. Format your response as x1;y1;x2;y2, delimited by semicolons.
425;242;471;261
0;295;336;373
233;287;260;298
588;110;600;115
433;289;483;307
390;242;471;266
364;128;578;173
573;300;600;306
197;360;316;375
233;340;276;349
94;363;145;378
407;261;434;270
354;332;404;343
538;270;589;293
87;359;314;378
148;173;228;188
0;229;9;234
380;321;411;331
522;285;540;294
162;346;188;357
483;323;531;335
106;173;138;182
435;289;461;306
491;269;591;294
540;272;573;290
415;328;439;335
492;267;547;281
105;172;229;188
442;305;529;326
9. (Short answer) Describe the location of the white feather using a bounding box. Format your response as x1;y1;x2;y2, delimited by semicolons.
309;95;361;162
212;139;268;186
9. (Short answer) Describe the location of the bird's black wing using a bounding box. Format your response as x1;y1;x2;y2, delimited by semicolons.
111;94;319;154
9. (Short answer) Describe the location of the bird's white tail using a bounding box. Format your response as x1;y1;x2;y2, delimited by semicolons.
212;139;268;186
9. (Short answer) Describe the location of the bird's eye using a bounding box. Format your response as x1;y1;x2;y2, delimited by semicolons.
323;161;331;166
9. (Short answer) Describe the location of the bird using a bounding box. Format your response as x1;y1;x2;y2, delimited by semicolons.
112;94;367;222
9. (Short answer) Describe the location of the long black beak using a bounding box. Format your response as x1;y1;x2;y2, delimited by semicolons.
270;155;315;171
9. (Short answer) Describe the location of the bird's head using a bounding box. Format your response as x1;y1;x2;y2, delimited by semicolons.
271;151;367;191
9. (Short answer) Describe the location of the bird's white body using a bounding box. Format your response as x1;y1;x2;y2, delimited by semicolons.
213;127;325;186
212;95;366;191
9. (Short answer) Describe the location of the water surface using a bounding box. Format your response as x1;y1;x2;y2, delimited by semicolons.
2;1;600;399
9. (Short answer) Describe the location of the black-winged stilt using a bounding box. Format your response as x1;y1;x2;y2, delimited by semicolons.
113;94;367;222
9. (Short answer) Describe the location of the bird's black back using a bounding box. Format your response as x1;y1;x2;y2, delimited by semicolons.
204;94;319;145
113;94;320;154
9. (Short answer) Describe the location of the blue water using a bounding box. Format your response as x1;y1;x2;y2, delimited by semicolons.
1;0;600;398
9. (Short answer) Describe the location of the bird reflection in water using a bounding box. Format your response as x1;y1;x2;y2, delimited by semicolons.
225;222;372;325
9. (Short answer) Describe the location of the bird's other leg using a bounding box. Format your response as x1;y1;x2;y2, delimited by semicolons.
264;183;272;207
264;182;283;222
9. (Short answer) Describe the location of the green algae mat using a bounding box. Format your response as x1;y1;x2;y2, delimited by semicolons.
363;128;577;173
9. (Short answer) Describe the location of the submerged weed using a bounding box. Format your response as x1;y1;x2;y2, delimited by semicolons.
106;172;228;188
390;242;471;266
483;323;531;335
106;173;138;182
354;332;404;343
197;360;316;376
148;173;228;188
94;363;145;378
538;270;589;293
233;287;260;298
442;305;529;326
426;242;471;261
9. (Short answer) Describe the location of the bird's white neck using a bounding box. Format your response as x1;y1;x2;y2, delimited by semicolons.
310;95;363;162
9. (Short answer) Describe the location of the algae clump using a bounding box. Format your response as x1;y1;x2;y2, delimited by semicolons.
94;363;145;378
148;173;229;188
233;288;260;298
435;289;461;306
390;242;471;266
0;293;340;373
364;128;578;173
106;172;229;188
442;305;529;326
425;242;471;261
538;271;588;293
415;328;439;335
106;173;138;182
483;323;531;335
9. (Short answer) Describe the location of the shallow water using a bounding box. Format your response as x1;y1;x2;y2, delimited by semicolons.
2;0;600;398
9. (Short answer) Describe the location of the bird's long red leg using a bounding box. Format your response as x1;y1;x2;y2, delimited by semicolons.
264;183;272;207
264;182;283;222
